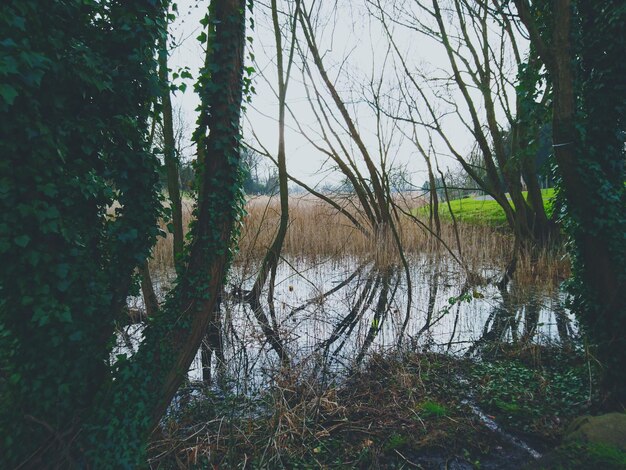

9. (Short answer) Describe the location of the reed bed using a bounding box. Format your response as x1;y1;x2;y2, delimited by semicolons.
150;194;569;288
145;197;578;468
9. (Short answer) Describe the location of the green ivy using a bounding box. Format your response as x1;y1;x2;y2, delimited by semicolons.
0;1;167;466
1;0;251;465
562;0;626;405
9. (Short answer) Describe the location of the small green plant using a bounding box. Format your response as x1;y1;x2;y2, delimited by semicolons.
492;398;521;415
384;433;408;451
418;400;448;418
471;358;591;437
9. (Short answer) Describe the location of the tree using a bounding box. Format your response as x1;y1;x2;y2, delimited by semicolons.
0;0;249;465
241;147;263;193
514;0;625;407
246;1;301;365
372;0;556;250
159;9;184;266
296;2;398;240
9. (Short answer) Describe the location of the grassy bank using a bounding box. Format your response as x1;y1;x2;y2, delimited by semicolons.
419;188;556;228
149;346;598;469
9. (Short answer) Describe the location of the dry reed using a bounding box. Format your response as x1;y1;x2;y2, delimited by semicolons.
149;194;569;288
147;350;573;468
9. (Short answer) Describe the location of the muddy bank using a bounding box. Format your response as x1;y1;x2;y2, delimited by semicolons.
149;347;596;469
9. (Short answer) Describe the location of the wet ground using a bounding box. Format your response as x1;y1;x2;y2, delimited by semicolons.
179;255;574;387
122;255;588;468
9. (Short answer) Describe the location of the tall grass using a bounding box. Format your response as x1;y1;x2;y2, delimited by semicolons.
149;194;569;287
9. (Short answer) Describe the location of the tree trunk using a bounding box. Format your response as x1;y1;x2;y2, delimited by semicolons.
516;0;626;407
159;27;184;266
248;0;296;305
139;260;159;318
568;0;626;407
83;0;249;462
425;154;441;237
244;0;301;365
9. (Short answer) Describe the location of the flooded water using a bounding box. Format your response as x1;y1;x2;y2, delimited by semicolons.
115;254;575;467
129;254;574;389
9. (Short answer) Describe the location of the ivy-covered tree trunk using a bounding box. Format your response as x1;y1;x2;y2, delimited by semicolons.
0;0;249;466
83;0;249;464
516;0;626;408
0;2;165;467
159;18;185;267
569;0;626;408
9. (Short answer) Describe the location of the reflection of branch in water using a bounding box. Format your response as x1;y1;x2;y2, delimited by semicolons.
267;282;279;333
218;299;251;392
414;268;440;340
521;297;540;344
318;271;381;358
119;325;136;355
411;268;470;349
554;299;573;347
398;260;429;347
467;286;521;356
235;272;289;366
236;257;369;368
446;302;462;352
289;262;368;318
230;258;292;367
248;300;289;366
355;268;401;366
201;291;224;385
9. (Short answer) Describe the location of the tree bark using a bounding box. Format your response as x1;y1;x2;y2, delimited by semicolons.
515;0;626;407
84;1;249;460
159;26;184;266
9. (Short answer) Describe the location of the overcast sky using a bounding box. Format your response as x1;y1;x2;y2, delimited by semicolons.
169;0;527;189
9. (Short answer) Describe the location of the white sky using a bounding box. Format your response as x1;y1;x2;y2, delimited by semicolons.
169;0;527;189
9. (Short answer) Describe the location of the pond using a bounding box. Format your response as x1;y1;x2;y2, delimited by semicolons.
123;254;579;467
138;254;576;391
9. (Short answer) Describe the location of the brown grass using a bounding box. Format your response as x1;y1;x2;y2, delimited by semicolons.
149;194;569;288
147;351;566;468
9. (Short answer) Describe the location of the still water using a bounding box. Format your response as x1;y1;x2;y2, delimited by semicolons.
130;255;574;389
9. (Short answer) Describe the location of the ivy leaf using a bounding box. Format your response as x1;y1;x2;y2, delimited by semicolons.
472;290;485;299
0;84;18;105
14;234;30;247
56;263;70;279
69;331;82;341
57;279;71;292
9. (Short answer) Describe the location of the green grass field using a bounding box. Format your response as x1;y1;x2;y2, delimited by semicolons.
418;188;555;227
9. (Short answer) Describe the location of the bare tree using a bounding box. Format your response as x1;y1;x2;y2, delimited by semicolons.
371;0;556;251
238;0;305;366
248;0;301;319
297;2;397;238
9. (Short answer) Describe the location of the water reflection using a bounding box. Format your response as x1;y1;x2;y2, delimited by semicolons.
187;256;575;388
119;255;575;391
